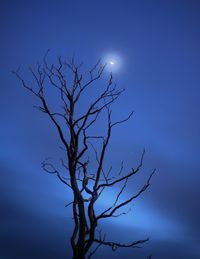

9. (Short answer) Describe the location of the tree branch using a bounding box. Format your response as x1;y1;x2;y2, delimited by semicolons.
93;237;149;251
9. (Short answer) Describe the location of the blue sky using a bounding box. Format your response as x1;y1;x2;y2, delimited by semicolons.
1;0;200;258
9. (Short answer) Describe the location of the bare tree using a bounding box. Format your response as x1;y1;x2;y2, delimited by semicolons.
13;51;155;259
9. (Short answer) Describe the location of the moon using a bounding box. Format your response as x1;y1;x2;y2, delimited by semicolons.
103;53;122;72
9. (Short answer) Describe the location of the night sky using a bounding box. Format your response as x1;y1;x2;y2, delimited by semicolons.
1;1;200;258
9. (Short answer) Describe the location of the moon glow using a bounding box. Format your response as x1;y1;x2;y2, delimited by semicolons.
103;53;122;72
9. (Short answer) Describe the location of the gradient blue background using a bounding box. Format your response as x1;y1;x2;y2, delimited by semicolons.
1;0;200;258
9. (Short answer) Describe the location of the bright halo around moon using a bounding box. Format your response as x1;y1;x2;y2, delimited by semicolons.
103;54;122;72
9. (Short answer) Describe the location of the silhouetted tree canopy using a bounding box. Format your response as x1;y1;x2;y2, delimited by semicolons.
13;52;155;259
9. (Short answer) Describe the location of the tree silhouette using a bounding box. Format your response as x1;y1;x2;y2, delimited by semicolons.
13;51;155;259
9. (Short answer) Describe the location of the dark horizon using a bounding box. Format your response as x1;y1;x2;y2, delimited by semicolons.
1;1;200;258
